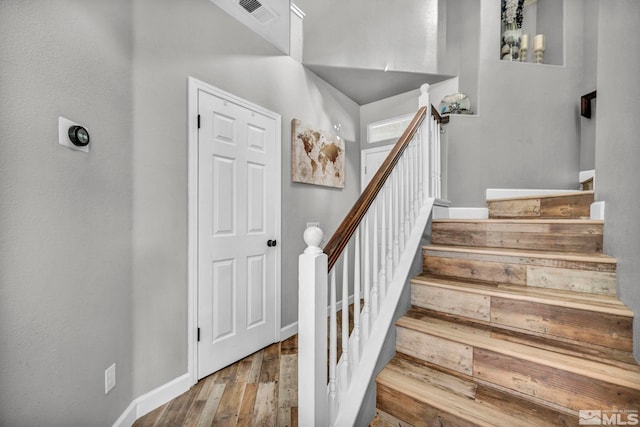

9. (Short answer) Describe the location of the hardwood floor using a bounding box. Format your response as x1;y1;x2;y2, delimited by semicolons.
134;303;359;427
133;334;299;427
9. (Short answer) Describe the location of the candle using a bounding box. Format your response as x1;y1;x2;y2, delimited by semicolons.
521;34;529;50
534;34;545;51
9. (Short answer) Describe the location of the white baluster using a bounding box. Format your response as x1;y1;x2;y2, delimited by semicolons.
409;139;415;220
423;120;429;200
404;153;411;242
419;83;432;198
371;199;379;319
298;226;328;426
417;129;424;204
411;140;420;222
398;158;406;251
436;119;442;198
386;178;394;283
429;118;438;197
341;248;350;392
329;268;337;420
393;168;400;265
352;228;361;364
379;189;387;299
362;215;370;340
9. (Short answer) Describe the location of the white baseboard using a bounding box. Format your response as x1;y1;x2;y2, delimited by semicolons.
114;318;307;427
591;201;605;220
486;188;578;200
433;206;488;219
280;321;298;341
112;373;192;427
136;373;192;417
112;401;137;427
580;169;595;183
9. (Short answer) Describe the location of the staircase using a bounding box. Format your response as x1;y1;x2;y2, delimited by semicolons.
372;191;640;426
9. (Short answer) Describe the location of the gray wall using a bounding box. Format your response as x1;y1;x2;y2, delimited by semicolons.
0;1;134;425
360;89;421;150
445;0;584;207
0;0;361;423
580;0;599;171
131;0;361;397
444;0;480;112
359;79;458;150
595;0;640;360
296;0;450;75
536;0;564;66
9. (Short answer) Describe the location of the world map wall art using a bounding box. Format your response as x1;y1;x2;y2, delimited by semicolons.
291;119;345;189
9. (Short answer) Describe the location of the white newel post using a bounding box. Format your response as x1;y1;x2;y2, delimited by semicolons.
419;83;432;197
298;226;329;426
419;83;430;110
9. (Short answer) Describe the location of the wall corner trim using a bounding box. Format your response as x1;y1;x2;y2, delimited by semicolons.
112;373;192;427
290;3;305;19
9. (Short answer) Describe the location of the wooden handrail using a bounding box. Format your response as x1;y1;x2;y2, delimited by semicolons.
323;106;428;271
431;105;450;124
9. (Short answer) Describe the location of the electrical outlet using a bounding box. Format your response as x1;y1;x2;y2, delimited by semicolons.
105;363;116;394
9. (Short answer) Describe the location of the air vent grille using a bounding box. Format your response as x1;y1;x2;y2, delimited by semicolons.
239;0;262;13
236;0;278;24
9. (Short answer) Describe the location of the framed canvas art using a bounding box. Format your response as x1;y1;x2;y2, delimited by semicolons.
291;119;345;189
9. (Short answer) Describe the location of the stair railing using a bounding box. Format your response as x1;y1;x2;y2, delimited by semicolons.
298;84;447;426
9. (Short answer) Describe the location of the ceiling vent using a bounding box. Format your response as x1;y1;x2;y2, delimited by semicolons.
235;0;278;24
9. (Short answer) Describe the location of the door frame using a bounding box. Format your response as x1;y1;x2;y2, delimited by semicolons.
187;77;282;385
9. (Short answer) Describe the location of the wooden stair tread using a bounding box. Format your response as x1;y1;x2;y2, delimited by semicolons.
377;366;533;427
396;310;640;390
411;274;633;317
424;244;617;264
487;190;593;203
433;218;602;224
431;220;604;253
377;355;574;427
385;352;477;400
405;307;640;373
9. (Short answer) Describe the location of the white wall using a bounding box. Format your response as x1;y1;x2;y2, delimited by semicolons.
0;1;134;425
595;0;640;360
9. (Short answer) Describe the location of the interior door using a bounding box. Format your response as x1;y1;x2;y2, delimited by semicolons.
361;146;393;191
197;88;279;379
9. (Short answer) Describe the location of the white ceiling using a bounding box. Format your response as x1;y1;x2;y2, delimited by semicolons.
304;64;453;105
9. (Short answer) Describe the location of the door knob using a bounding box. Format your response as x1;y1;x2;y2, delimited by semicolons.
267;239;277;247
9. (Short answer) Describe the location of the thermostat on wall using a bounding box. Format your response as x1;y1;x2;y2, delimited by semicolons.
59;116;90;152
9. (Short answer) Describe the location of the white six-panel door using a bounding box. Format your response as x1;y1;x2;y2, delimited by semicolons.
197;88;279;379
361;145;392;191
